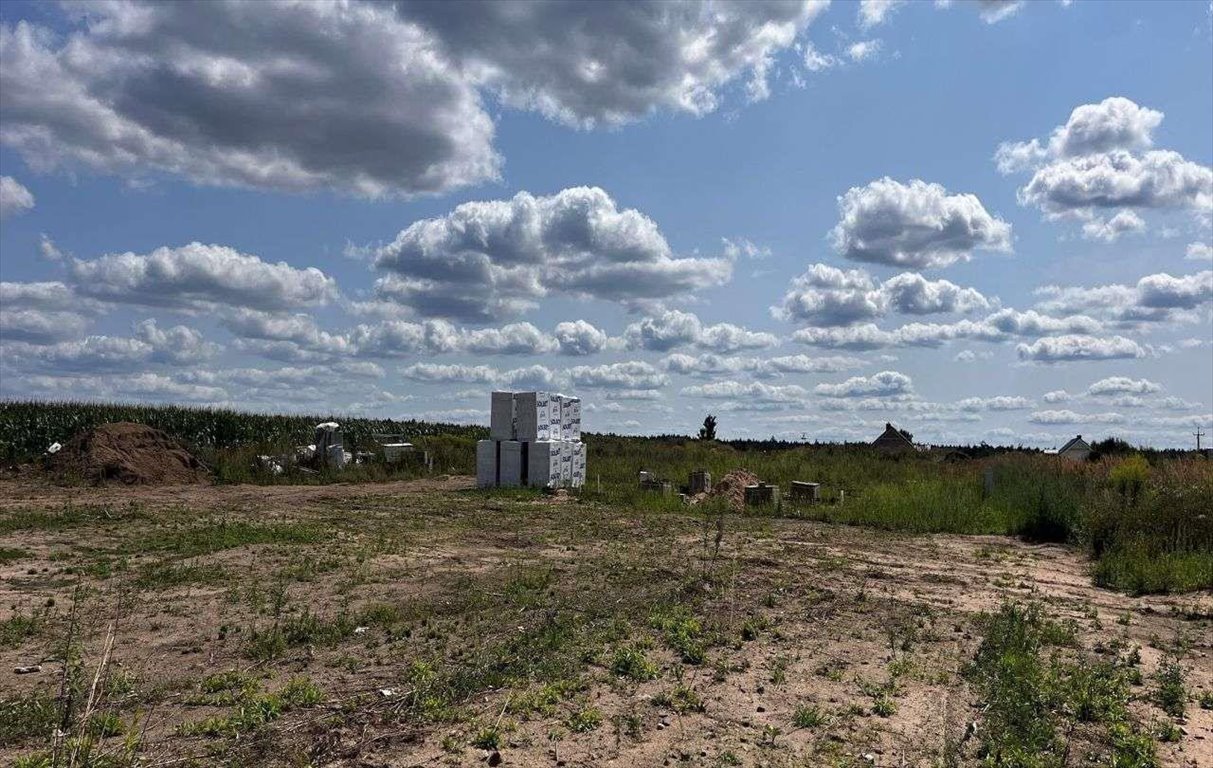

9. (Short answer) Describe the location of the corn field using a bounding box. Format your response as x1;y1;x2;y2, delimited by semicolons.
0;400;487;462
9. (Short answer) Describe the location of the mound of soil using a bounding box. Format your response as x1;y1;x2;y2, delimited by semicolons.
690;468;759;510
49;422;208;485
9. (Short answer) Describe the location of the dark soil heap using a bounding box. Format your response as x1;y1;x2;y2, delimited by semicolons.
49;422;208;485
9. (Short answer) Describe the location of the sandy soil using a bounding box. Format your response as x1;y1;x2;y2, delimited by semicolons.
1;476;1209;767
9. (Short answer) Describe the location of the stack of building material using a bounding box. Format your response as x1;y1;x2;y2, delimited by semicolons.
789;481;821;503
314;422;346;470
477;391;586;489
744;482;780;506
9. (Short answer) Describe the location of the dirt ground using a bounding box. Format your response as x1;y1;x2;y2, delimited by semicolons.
1;475;1210;767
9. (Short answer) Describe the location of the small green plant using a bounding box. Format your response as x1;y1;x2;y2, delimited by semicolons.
610;646;659;681
566;706;602;733
740;617;765;641
1154;659;1186;718
192;670;260;705
0;609;46;649
86;711;126;739
652;684;704;714
280;676;323;707
768;654;791;686
471;726;501;749
871;694;896;717
650;608;707;665
613;710;643;740
1199;690;1213;710
791;704;827;729
1154;720;1182;743
182;677;323;737
0;691;58;745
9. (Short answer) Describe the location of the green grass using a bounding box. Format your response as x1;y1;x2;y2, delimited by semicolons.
0;399;484;463
0;691;57;746
0;609;46;648
137;520;326;558
182;677;322;737
0;503;149;534
566;705;603;732
1094;548;1213;595
650;607;710;665
0;546;31;563
134;560;229;589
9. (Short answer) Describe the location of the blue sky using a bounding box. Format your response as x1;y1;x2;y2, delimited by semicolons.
1;0;1210;446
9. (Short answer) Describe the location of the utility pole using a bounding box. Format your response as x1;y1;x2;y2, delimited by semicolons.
1196;428;1205;451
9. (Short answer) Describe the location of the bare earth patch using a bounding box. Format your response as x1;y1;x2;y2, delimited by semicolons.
1;476;1209;767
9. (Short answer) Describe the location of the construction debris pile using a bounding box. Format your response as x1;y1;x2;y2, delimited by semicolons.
687;468;758;510
48;422;208;485
257;423;425;476
478;391;585;489
686;469;841;511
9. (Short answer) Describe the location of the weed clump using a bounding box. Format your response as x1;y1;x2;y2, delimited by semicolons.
610;646;659;681
966;601;1156;768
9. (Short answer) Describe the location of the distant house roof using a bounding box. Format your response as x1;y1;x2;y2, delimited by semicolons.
872;422;917;451
1057;434;1090;454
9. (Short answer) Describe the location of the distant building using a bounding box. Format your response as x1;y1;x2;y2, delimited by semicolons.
872;422;918;454
1045;434;1091;462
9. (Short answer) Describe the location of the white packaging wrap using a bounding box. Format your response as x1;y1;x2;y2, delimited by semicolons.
527;440;563;489
514;391;552;441
571;441;586;488
559;439;573;485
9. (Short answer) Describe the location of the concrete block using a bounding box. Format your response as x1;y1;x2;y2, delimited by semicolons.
744;483;780;506
789;481;820;502
476;440;497;488
499;440;523;488
640;479;673;495
689;470;712;494
490;391;515;440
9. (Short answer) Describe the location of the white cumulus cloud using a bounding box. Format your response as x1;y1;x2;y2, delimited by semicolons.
373;187;732;322
830;178;1012;269
1015;335;1149;363
69;243;337;313
814;370;913;398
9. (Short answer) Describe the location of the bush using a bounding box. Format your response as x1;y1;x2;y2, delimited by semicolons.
1087;460;1213;594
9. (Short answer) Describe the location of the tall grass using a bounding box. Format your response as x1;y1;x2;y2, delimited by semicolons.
1088;460;1213;594
585;437;1210;594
